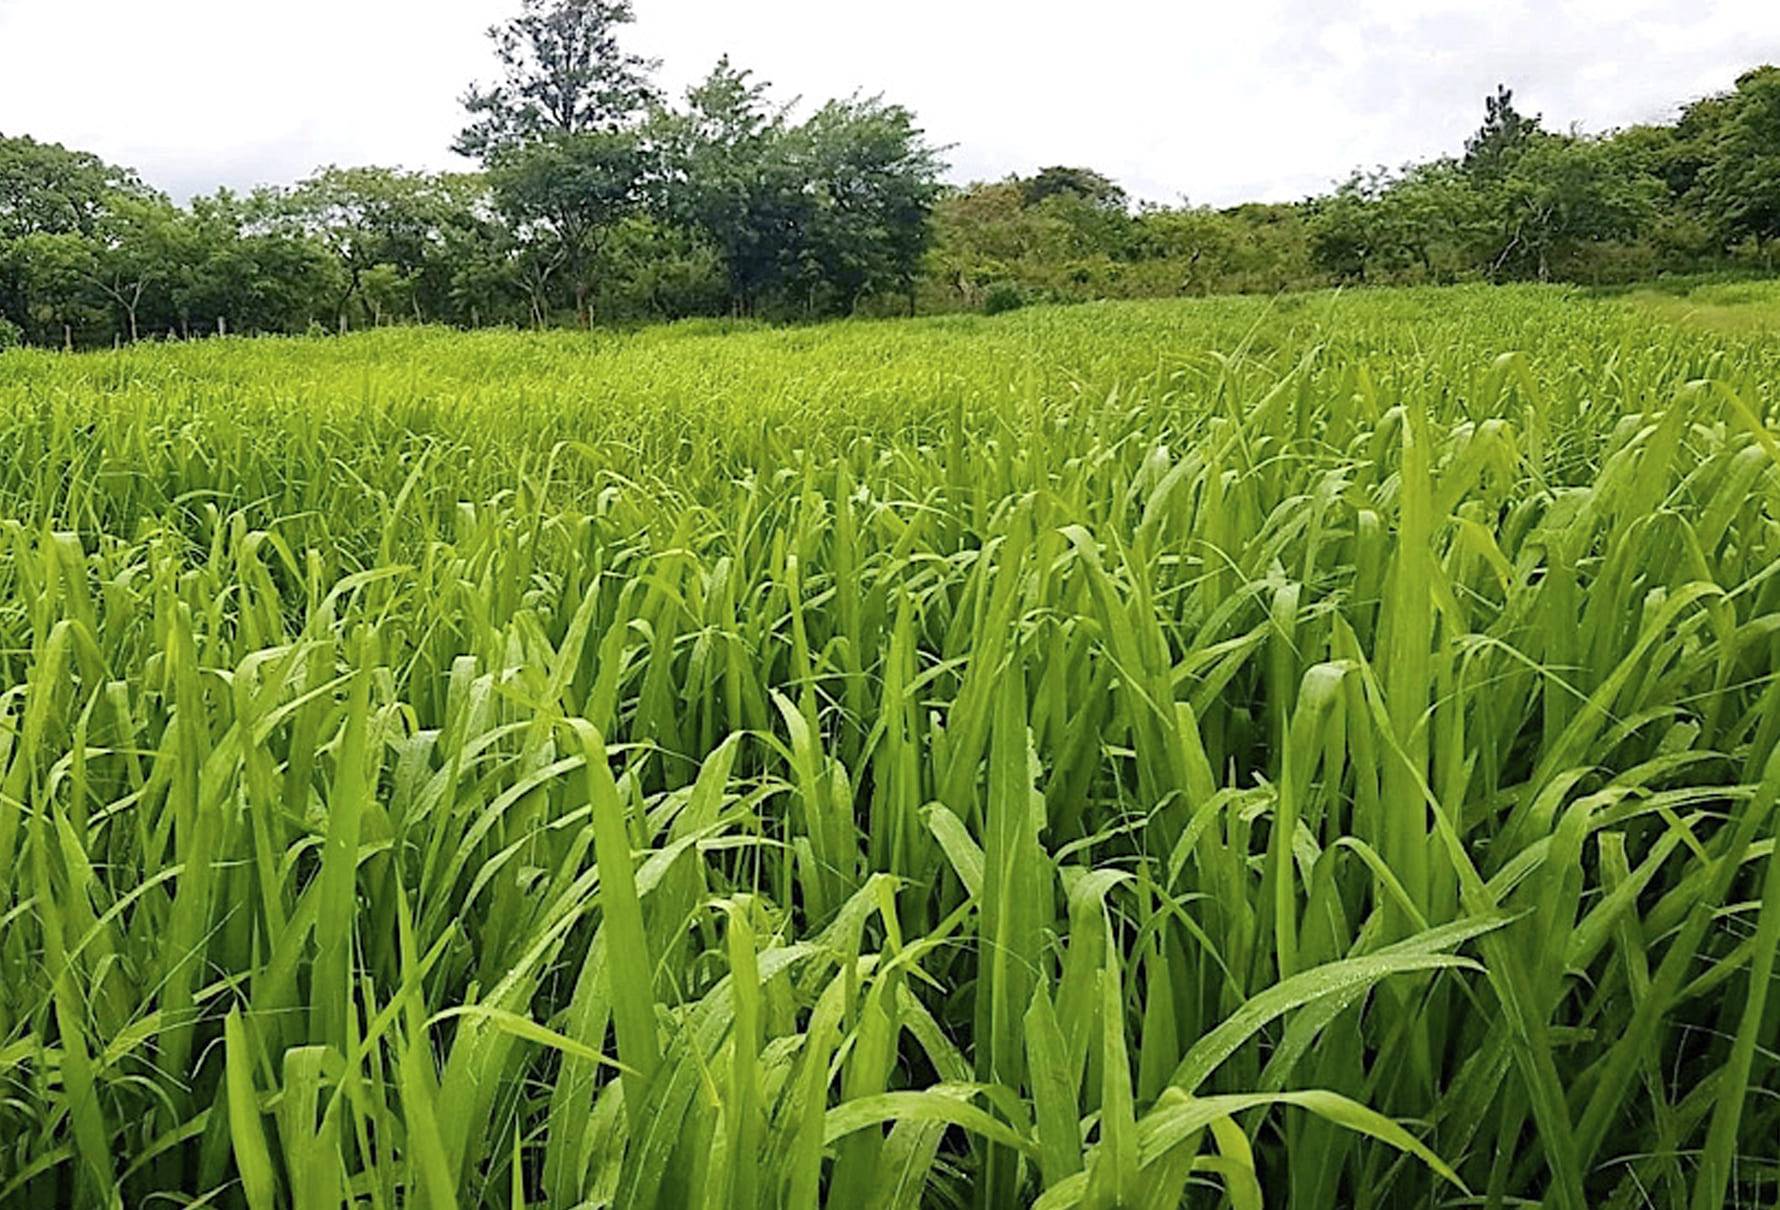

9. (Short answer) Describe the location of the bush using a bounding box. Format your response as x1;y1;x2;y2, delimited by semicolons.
0;314;22;352
982;282;1026;315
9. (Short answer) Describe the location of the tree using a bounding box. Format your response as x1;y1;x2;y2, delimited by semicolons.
1465;85;1543;183
787;96;946;314
1019;166;1127;211
456;0;658;326
1022;184;1136;263
1307;173;1380;282
1382;160;1491;279
925;181;1034;304
88;193;185;342
0;135;151;343
1491;135;1661;279
1312;161;1490;283
424;179;531;328
654;67;944;317
1664;89;1738;202
488;131;651;325
10;231;103;346
594;215;726;319
455;0;656;161
1699;66;1780;246
654;58;801;313
1132;203;1316;295
274;167;471;328
175;189;341;338
421;174;518;325
0;134;147;240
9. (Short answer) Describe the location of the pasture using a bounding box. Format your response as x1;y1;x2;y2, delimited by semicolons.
1;285;1778;1208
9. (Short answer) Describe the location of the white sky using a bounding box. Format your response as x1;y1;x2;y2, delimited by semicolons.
1;0;1775;206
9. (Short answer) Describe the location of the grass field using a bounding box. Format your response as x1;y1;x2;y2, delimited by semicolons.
2;283;1779;1208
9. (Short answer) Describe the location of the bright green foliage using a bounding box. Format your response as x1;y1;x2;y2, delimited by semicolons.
1;285;1779;1207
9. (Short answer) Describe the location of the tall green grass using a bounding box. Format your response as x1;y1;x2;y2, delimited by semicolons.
1;284;1778;1207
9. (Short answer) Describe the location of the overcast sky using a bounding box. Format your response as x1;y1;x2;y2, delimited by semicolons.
1;0;1776;206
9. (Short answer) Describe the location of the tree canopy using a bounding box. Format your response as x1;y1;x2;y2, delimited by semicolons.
3;17;1780;349
454;0;657;160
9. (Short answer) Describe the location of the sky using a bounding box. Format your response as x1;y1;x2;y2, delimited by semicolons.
1;0;1776;207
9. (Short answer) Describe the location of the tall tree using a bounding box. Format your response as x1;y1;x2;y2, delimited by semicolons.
1307;172;1383;282
1700;66;1780;247
925;180;1033;304
656;65;944;316
455;0;656;162
457;0;657;325
1465;85;1544;183
788;96;946;314
8;231;103;346
655;58;799;312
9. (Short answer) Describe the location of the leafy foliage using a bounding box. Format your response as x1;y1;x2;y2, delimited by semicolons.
487;130;653;325
981;280;1025;313
454;0;657;161
1700;66;1780;245
1463;84;1544;182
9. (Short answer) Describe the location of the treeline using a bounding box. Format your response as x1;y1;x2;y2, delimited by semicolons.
927;70;1780;309
924;170;1322;310
2;0;1778;349
0;0;943;349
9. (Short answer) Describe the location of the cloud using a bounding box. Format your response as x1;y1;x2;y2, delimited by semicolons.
1;0;1774;205
0;0;506;196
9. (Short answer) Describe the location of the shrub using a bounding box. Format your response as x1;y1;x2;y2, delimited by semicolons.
982;281;1026;315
